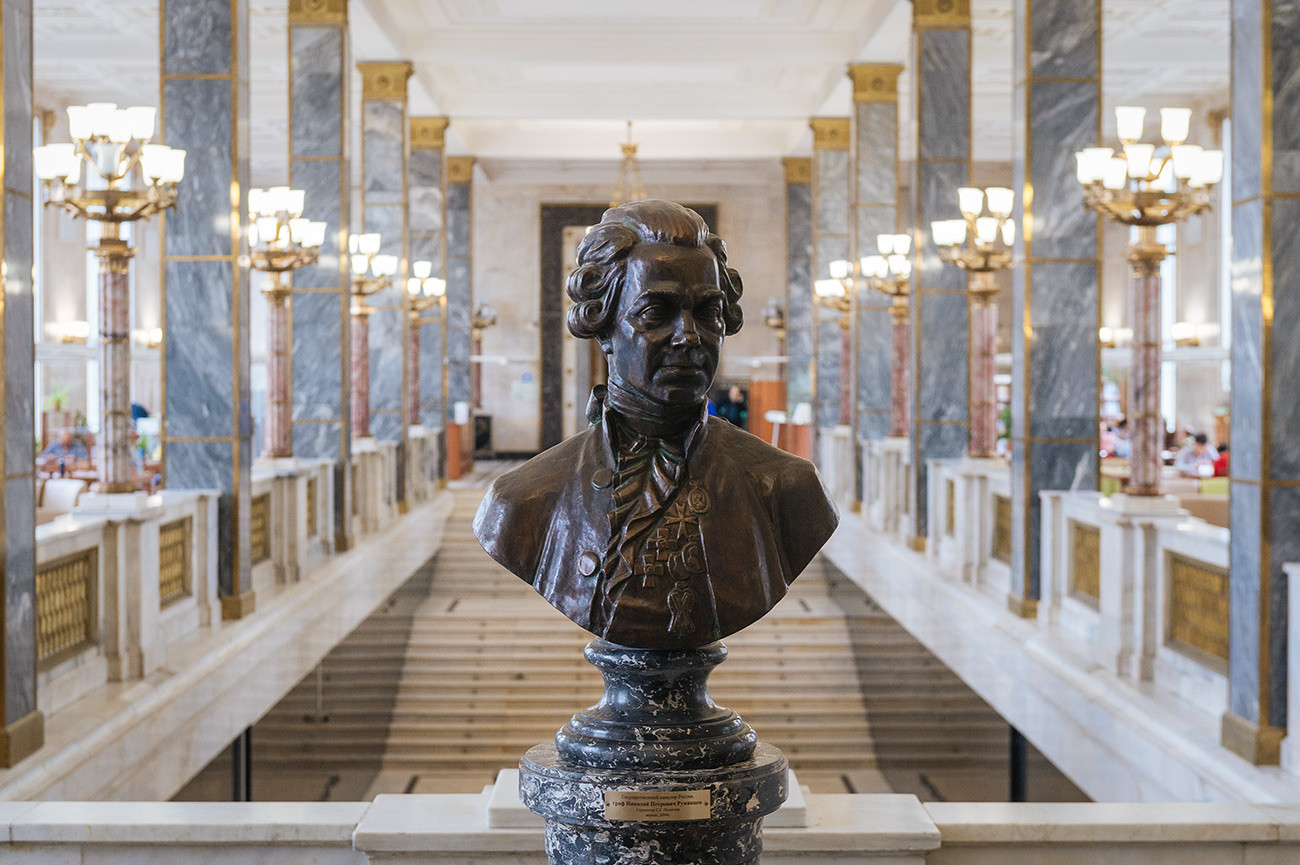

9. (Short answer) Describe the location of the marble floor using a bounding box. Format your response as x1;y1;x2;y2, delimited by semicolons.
177;462;1086;804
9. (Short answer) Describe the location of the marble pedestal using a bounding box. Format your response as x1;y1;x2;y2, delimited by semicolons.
520;641;788;865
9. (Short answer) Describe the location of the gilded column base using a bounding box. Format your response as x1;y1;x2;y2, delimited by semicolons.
221;589;258;621
0;709;45;768
909;536;927;553
1006;594;1039;619
1221;711;1285;766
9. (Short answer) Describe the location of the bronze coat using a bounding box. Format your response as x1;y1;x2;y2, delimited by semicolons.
473;414;839;648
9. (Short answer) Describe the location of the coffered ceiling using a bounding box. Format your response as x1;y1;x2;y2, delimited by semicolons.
33;0;1230;185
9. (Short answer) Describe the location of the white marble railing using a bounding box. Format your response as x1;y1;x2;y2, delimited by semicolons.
250;458;336;596
36;490;220;716
406;425;442;506
351;438;398;534
2;793;1299;864
927;457;1011;596
817;424;855;511
860;436;911;537
1286;561;1300;776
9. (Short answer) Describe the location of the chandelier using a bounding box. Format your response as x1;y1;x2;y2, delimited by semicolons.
609;121;646;207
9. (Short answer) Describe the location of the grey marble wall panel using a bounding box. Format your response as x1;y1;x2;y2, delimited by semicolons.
371;410;402;443
1010;0;1099;606
786;181;813;406
4;195;32;477
917;161;969;292
164;261;235;439
363;101;403;204
1029;80;1098;260
163;0;251;607
1232;0;1263;202
857;306;892;440
815;151;850;236
816;319;842;428
1228;481;1262;721
857;206;894;256
5;477;34;722
3;0;34;724
290;27;342;159
1029;0;1098;78
294;424;340;469
918;31;970;161
369;308;403;418
408;150;444;268
856;105;896;205
917;293;968;422
162;0;231;75
1271;199;1300;477
292;292;343;420
291;156;342;291
1027;261;1099;440
362;204;405;307
163;79;232;258
446;183;472;408
420;324;442;427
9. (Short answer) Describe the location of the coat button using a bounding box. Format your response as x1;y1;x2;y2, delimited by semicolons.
578;551;600;577
591;468;614;489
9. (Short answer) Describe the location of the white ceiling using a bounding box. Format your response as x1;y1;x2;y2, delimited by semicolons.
33;0;1230;186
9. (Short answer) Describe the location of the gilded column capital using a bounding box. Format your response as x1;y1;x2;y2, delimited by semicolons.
914;0;971;29
357;62;414;100
782;157;811;184
810;118;851;151
848;64;903;103
447;156;476;184
288;0;347;24
411;117;449;151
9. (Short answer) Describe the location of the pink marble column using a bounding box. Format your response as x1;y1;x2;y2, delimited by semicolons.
263;285;293;458
838;321;852;427
351;308;372;438
1126;226;1167;496
969;273;999;458
95;234;136;493
889;301;910;438
407;316;421;427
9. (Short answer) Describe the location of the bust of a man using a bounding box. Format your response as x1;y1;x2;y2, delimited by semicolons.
473;200;838;649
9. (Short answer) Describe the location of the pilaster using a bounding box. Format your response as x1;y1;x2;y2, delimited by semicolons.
409;117;447;429
783;156;813;418
445;156;475;413
160;0;255;618
810;118;851;434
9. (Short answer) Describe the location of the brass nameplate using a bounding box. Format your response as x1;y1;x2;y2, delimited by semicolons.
604;789;712;822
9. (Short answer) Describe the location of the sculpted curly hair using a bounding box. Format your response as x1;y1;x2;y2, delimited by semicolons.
566;200;743;343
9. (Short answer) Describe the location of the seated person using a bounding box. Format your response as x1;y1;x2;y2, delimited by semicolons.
40;429;88;462
1174;433;1216;478
1213;442;1230;477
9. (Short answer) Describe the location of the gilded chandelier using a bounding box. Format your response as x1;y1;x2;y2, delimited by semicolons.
249;187;326;289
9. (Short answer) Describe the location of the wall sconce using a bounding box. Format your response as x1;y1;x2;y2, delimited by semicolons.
131;326;163;348
1171;321;1200;347
48;320;90;344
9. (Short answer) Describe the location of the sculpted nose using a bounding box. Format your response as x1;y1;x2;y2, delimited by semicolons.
672;312;701;347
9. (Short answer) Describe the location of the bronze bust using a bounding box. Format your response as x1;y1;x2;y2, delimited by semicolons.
473;200;838;649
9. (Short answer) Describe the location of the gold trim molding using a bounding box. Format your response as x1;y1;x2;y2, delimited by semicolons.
288;0;346;24
411;117;449;151
358;62;413;100
810;118;851;151
914;0;971;28
782;157;811;184
848;64;903;103
447;156;476;184
1221;710;1284;765
0;710;45;768
221;589;257;621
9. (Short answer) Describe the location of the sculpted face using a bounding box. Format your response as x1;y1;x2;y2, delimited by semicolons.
606;242;725;406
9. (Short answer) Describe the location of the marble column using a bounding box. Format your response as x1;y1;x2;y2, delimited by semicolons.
1222;0;1297;765
849;65;904;447
783;157;813;413
445;157;474;414
409;117;447;429
161;0;255;619
0;0;41;767
1009;0;1101;616
910;0;971;543
358;62;412;507
288;0;352;549
810;119;851;435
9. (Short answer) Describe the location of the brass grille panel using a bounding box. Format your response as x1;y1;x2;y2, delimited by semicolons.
1168;552;1229;669
306;477;318;538
250;493;271;565
991;494;1011;563
159;517;192;606
945;479;956;537
1070;521;1101;605
37;549;96;667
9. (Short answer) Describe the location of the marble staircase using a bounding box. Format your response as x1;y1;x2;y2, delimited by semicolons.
238;474;1045;799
